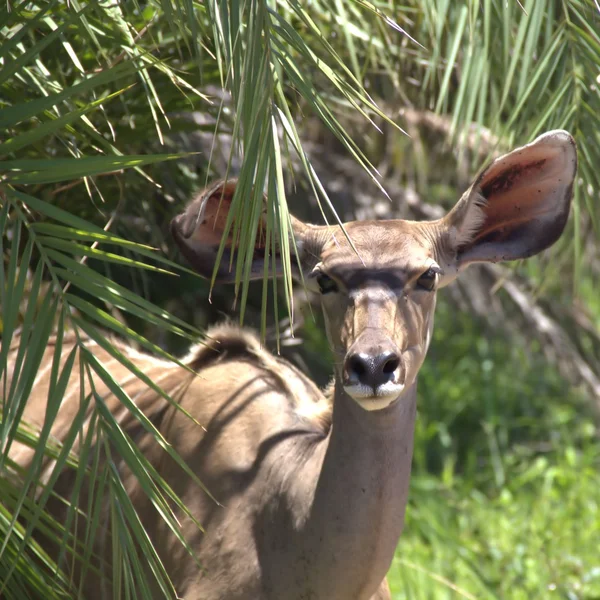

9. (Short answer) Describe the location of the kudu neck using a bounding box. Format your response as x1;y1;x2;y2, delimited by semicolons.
286;381;417;599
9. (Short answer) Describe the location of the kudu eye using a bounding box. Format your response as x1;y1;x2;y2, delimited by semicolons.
416;266;439;291
316;273;338;294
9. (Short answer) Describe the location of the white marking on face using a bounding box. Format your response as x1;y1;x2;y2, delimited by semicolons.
423;311;435;355
344;381;407;411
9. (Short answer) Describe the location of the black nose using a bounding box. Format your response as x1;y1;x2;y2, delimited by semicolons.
345;351;401;390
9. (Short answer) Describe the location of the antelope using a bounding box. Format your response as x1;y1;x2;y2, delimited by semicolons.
4;131;576;600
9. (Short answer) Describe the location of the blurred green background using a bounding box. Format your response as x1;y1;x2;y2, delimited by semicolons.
1;2;599;599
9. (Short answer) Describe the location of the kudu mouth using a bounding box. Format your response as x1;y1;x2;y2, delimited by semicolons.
342;340;406;410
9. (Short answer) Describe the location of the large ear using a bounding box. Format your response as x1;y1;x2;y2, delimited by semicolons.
442;130;577;271
170;179;309;282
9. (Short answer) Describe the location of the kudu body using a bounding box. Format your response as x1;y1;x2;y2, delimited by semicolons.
5;131;576;599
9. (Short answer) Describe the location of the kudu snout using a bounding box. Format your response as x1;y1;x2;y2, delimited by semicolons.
343;335;405;406
346;350;401;390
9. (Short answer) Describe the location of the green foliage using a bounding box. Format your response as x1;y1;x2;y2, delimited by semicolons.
1;1;599;599
391;454;600;599
415;301;592;480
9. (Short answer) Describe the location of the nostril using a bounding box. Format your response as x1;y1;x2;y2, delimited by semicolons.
382;355;400;374
348;355;367;378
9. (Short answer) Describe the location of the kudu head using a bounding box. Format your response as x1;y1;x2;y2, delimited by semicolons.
171;131;576;412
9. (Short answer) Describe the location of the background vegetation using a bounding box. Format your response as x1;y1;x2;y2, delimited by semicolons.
1;1;599;598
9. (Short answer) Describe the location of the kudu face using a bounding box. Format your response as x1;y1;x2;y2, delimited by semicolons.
171;131;577;411
301;221;441;411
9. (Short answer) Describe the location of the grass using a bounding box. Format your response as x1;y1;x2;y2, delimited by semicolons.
391;451;600;599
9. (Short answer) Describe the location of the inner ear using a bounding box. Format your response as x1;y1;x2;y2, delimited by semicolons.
173;180;249;246
444;130;577;267
171;179;311;283
170;180;251;281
